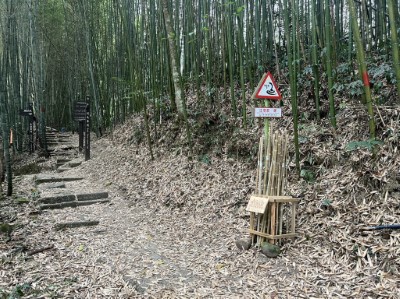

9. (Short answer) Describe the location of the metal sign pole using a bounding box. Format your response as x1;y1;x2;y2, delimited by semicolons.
264;100;270;142
85;101;90;161
74;100;89;156
79;121;84;152
29;103;34;153
30;120;34;153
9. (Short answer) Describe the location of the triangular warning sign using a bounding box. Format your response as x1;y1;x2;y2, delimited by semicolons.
253;72;282;100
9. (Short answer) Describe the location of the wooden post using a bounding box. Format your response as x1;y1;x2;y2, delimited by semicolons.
250;212;255;245
79;121;84;152
270;202;276;244
291;203;296;234
85;99;90;161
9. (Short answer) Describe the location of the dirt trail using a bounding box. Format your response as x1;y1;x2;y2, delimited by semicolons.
2;133;399;298
2;136;292;299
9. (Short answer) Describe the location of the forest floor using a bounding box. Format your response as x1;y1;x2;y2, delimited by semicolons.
1;103;400;298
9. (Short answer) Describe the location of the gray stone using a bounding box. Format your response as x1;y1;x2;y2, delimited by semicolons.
56;158;71;164
38;194;76;204
67;159;83;168
40;182;66;189
56;167;70;173
235;238;252;250
77;192;109;201
40;199;110;210
260;242;281;258
35;174;84;184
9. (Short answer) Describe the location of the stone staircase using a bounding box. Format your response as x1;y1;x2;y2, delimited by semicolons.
34;128;110;215
45;129;77;157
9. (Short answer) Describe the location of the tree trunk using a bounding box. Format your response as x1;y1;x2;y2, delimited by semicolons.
161;0;185;118
0;137;4;191
388;0;400;98
0;91;12;196
347;0;376;139
161;0;192;156
325;0;337;128
311;0;321;120
284;0;300;173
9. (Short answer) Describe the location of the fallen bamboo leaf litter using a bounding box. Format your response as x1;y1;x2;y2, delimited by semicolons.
1;105;399;298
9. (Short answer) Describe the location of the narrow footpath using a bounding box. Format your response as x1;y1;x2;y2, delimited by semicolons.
2;129;398;298
4;131;292;299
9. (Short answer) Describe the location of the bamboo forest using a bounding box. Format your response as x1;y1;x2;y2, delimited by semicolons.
0;0;399;298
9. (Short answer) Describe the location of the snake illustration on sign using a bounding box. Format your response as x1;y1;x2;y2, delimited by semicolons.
253;72;282;100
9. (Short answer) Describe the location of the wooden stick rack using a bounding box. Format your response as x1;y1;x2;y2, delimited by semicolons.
247;128;299;245
247;195;299;243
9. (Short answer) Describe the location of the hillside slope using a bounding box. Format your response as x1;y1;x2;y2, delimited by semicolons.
1;100;399;298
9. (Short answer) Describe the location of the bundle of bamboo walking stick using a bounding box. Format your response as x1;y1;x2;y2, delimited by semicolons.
255;128;289;196
248;127;298;245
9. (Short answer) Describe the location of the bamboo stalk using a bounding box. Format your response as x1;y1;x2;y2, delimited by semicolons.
282;134;289;192
255;137;262;192
256;136;264;239
250;211;255;245
257;136;264;194
276;134;283;195
270;202;276;244
291;203;296;234
263;130;271;194
278;203;283;236
267;133;278;195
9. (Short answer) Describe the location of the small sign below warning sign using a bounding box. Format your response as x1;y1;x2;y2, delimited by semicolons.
252;72;282;100
251;107;282;118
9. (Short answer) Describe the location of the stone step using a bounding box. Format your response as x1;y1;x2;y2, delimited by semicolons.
77;192;109;201
38;191;108;205
68;160;83;168
35;174;84;184
60;146;78;150
50;152;74;157
57;158;72;164
56;158;81;170
39;194;76;205
40;199;110;210
56;158;71;168
39;182;66;189
54;220;99;231
56;167;70;173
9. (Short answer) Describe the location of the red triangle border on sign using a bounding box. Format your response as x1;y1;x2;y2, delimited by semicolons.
254;72;282;100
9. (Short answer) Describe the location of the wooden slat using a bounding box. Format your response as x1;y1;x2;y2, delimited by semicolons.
278;203;283;235
257;137;263;193
263;131;271;194
291;203;297;234
250;212;255;230
270;202;276;244
269;197;300;203
249;212;255;245
249;229;296;240
250;195;299;203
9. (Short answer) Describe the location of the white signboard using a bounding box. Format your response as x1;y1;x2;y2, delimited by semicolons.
246;195;269;214
251;107;282;118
